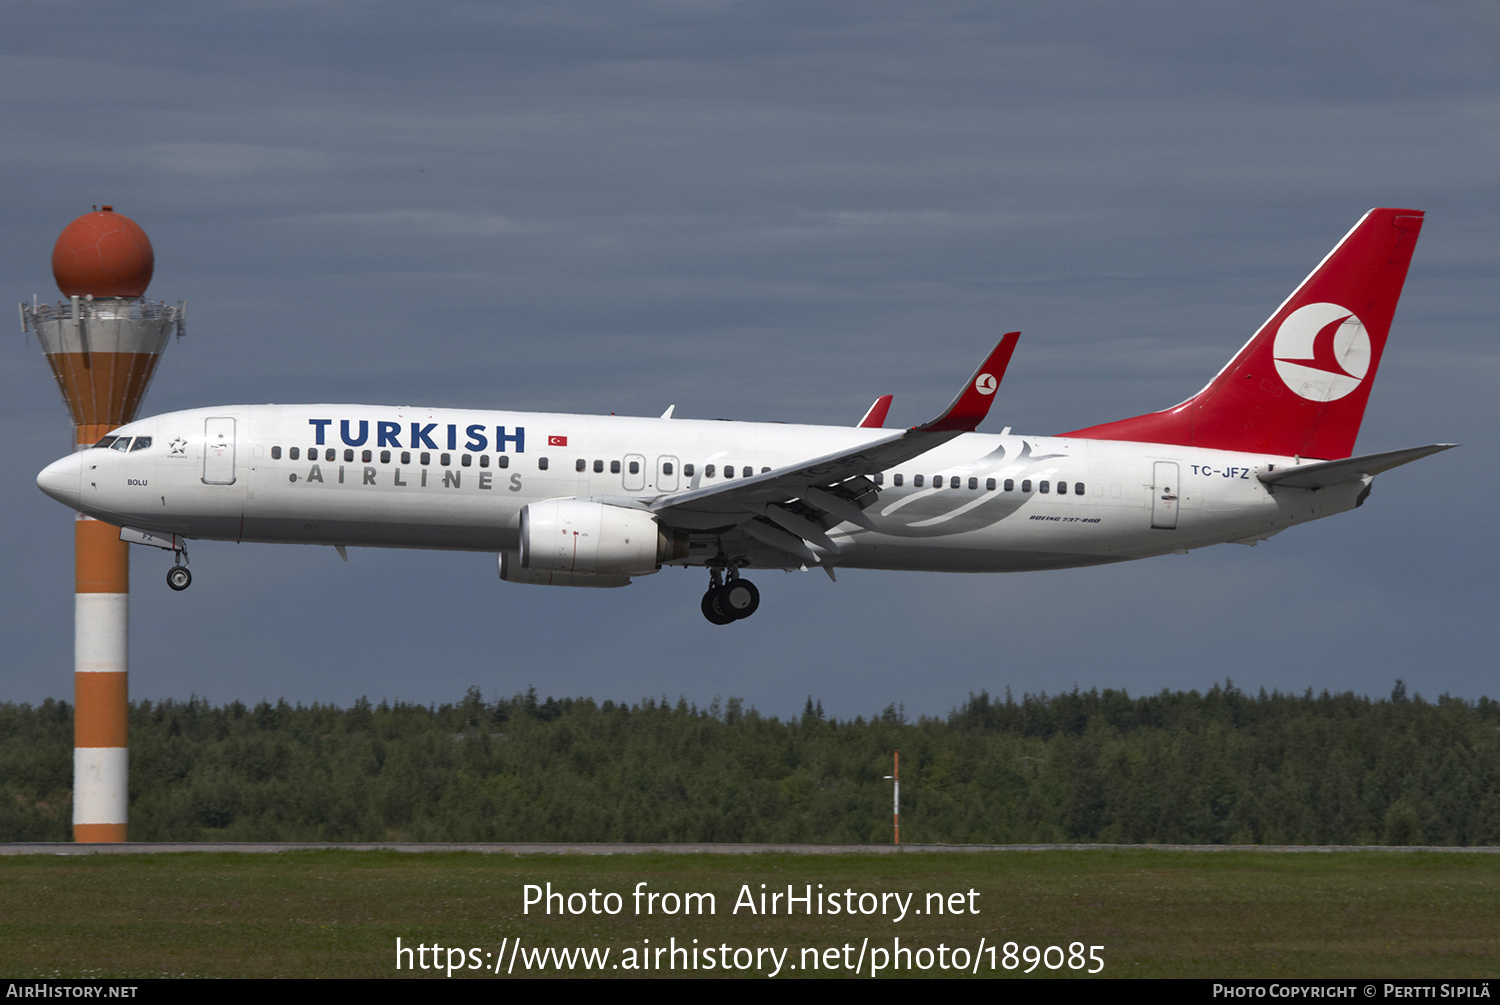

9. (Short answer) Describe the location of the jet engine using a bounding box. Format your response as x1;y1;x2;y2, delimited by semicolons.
518;498;687;578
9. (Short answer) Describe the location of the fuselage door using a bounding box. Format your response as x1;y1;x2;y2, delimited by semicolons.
656;455;680;492
1151;460;1179;529
202;417;237;485
622;453;646;492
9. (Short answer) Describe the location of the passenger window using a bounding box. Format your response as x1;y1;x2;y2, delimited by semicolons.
1056;481;1067;495
401;451;411;464
289;447;299;460
1040;481;1050;493
629;460;640;475
705;464;716;477
913;475;924;487
538;457;549;471
130;437;152;451
874;473;884;486
461;454;472;467
479;455;490;468
380;450;390;464
111;438;132;452
1075;482;1085;495
498;455;509;468
362;449;372;463
593;459;604;473
576;458;586;472
968;477;977;490
440;453;451;466
951;476;960;489
684;463;695;477
986;477;996;491
724;466;735;479
93;436;117;449
760;467;769;474
272;446;282;460
1004;478;1014;492
663;462;674;475
1021;480;1032;493
420;452;431;465
325;448;336;462
344;449;354;462
611;460;621;474
893;473;903;487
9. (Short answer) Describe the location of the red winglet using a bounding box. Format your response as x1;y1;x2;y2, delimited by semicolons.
857;394;894;428
916;332;1020;433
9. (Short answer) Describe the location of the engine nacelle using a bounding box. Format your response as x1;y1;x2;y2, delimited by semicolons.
519;498;687;578
498;550;632;588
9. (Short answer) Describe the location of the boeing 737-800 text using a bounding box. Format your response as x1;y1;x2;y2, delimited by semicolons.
36;208;1452;624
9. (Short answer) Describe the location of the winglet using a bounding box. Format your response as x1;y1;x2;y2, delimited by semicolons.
857;394;894;428
915;332;1020;433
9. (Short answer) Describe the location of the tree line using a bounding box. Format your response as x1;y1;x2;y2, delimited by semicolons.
2;681;1496;845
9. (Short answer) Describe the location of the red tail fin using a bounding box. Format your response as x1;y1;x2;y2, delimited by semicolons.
1064;208;1424;459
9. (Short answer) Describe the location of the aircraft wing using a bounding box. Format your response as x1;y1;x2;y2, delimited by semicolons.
651;334;1020;560
1257;443;1456;489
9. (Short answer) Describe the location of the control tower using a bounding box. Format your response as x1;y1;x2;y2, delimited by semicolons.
21;207;185;842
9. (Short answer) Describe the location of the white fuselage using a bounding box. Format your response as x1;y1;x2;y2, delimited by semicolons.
55;404;1362;574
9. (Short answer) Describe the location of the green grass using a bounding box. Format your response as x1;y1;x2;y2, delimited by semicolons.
1;850;1496;978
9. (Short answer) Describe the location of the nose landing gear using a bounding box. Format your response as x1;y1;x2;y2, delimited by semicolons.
701;567;760;625
166;541;191;592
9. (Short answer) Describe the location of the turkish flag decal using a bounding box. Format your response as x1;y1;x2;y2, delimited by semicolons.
548;435;568;447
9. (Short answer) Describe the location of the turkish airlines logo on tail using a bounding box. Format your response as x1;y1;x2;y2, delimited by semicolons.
974;373;997;395
1272;303;1370;402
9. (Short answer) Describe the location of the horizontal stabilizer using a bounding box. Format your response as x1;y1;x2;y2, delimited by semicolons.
1258;443;1456;489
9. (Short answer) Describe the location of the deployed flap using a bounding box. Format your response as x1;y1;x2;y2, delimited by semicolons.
652;336;1019;543
1258;443;1456;489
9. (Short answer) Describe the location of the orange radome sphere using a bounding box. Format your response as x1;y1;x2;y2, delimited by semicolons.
51;206;154;298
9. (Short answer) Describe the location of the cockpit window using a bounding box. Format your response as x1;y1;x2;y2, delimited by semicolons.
129;437;152;452
110;437;133;452
93;436;118;449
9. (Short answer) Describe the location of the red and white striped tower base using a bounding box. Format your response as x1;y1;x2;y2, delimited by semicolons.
23;206;184;842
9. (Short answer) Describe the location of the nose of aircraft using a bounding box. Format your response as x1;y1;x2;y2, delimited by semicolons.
37;451;83;509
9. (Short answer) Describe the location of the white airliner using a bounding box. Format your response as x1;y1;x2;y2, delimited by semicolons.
37;208;1453;624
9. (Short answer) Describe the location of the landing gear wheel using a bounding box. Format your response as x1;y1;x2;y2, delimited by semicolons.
166;566;192;592
702;588;735;626
721;578;760;619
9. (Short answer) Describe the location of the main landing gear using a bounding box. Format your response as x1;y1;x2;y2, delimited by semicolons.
701;567;760;625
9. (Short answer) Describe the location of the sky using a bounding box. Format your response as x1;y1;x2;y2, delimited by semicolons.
2;1;1496;720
